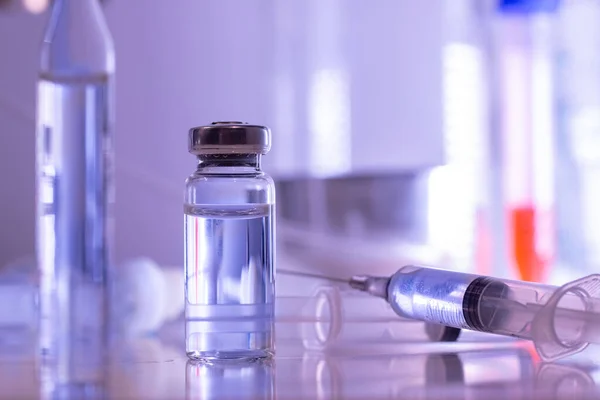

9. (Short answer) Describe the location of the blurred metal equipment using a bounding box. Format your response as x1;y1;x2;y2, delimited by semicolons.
276;173;432;278
277;174;427;242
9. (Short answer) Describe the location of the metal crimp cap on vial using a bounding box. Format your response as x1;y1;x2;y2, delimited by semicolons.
188;121;271;155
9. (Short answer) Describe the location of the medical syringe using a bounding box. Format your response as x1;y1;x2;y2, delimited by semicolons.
343;265;600;361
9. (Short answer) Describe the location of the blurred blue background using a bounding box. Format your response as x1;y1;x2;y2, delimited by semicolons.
0;0;599;285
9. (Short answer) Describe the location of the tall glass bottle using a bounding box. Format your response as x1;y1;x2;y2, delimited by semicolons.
36;0;115;392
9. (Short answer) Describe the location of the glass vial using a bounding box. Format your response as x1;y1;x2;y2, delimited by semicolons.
36;0;114;388
184;122;276;362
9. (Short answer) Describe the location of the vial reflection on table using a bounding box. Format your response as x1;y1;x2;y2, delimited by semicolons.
185;360;274;400
423;348;535;400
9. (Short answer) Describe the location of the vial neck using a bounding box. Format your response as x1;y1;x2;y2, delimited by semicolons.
42;0;114;76
196;154;262;172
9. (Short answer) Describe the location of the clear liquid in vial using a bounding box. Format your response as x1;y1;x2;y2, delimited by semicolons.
184;203;275;362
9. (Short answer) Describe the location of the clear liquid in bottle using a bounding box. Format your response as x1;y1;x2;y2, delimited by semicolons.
37;72;113;364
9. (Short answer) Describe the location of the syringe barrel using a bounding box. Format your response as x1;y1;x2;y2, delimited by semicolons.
387;265;557;338
276;284;461;356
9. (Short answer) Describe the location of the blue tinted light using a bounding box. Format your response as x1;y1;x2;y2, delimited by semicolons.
498;0;560;13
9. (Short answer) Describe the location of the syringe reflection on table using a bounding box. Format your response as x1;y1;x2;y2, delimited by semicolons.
276;346;599;400
423;350;600;400
275;347;535;400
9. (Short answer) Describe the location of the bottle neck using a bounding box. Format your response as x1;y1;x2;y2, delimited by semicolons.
49;0;104;23
196;154;262;172
42;0;114;76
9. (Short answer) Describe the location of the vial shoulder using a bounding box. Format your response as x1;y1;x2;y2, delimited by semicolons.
184;171;275;205
186;170;273;185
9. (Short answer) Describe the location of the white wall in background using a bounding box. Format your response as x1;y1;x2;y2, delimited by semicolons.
0;1;445;267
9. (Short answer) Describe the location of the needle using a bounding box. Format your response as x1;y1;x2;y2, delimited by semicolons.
278;269;349;284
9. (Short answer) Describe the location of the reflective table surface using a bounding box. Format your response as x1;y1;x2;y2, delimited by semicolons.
2;332;600;399
1;264;599;399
